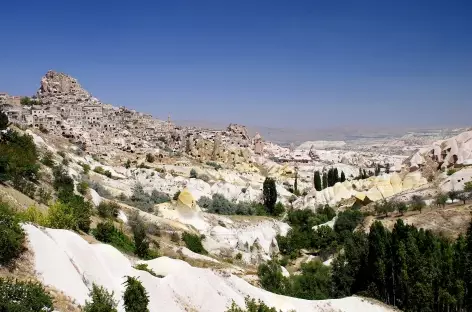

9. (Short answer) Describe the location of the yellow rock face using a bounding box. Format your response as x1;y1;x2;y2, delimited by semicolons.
402;172;427;191
390;173;403;194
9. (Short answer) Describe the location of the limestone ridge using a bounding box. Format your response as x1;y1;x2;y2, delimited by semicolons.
3;70;263;161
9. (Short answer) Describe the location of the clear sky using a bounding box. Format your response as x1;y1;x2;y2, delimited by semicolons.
1;0;471;129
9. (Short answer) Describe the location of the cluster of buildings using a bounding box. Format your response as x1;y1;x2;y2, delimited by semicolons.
0;71;265;158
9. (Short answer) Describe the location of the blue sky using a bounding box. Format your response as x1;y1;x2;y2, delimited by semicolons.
1;0;471;129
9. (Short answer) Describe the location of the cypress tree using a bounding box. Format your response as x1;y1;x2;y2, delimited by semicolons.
334;168;339;184
263;177;277;215
294;171;298;194
314;171;322;191
322;173;328;190
340;171;346;182
0;110;8;131
123;276;149;312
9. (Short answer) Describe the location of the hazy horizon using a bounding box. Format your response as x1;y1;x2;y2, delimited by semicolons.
1;1;471;130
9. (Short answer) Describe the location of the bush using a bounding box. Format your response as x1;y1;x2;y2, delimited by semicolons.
46;201;77;230
0;201;26;265
41;151;55;167
83;283;118;312
93;166;105;175
182;232;207;254
131;215;151;258
82;163;91;174
78;181;89;195
226;297;281;312
235;252;243;260
199;174;210;182
145;153;155;163
0;278;54;312
17;205;48;226
97;201;120;219
410;195;426;213
0;130;40;182
134;263;158;277
206;161;222;170
53;166;74;195
104;170;112;178
447;168;457;176
150;189;170;204
273;202;285;217
88;180;112;198
37;187;52;204
190;168;198;178
93;222;135;254
57;151;66;158
123;276;149;312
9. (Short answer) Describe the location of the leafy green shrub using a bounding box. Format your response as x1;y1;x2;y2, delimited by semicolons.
0;278;54;312
410;195;426;213
235;252;243;260
94;166;105;174
37;187;52;204
447;168;457;176
197;194;265;216
46;201;77;230
134;263;158;277
83;283;118;312
41;151;55;167
206;161;222;170
82;163;91;174
182;232;207;255
226;297;281;312
273;202;285;217
97;201;120;219
93;222;135;254
57;151;66;158
190;168;198;178
0;130;40;182
78;181;89;195
123;276;149;312
0;201;26;265
52;166;74;195
104;170;112;178
17;205;48;226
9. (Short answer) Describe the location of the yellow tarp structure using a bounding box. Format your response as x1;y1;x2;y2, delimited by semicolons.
177;188;196;209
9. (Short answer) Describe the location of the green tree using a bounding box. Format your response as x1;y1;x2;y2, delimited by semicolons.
458;192;469;205
294;170;298;194
273;202;285;217
145;153;155;163
449;190;460;202
226;297;280;312
0;109;9;130
258;259;288;294
322;172;328;189
435;192;448;208
190;168;198;178
131;216;150;258
84;284;118;312
465;181;472;192
340;171;346;182
333;168;339;184
396;201;408;215
182;232;207;255
385;163;390;174
367;221;390;302
291;260;331;300
123;276;149;312
314;171;322;191
263;177;277;215
410;195;426;213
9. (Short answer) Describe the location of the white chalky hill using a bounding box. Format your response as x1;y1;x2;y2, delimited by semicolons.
24;224;393;312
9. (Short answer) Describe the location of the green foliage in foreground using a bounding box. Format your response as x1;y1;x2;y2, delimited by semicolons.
123;276;149;312
83;283;118;312
0;278;54;312
134;263;159;277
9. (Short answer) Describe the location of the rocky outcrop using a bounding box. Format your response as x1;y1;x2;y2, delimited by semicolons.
406;130;472;170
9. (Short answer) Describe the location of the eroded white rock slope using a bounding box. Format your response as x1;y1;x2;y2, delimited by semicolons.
24;224;393;312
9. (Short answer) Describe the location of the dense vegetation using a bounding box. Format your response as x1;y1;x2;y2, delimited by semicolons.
0;278;54;312
197;193;268;216
276;206;360;260
0;201;26;265
182;232;207;255
263;212;472;312
197;178;285;217
121;182;169;212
